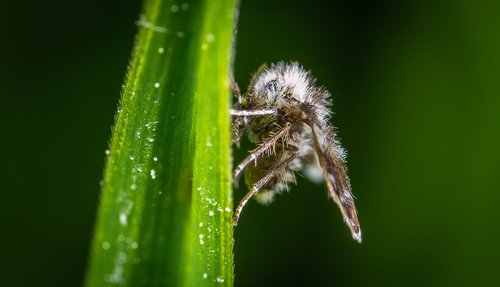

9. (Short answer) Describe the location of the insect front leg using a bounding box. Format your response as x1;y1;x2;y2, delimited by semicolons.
231;80;242;103
233;148;300;226
229;109;277;117
231;115;245;145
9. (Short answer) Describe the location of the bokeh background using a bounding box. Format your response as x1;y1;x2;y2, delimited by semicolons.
2;0;499;286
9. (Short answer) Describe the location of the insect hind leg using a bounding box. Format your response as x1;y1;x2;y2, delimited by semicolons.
233;149;300;226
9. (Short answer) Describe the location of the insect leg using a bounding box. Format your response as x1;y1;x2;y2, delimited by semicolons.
229;109;277;116
233;149;300;226
231;115;245;146
230;80;244;144
231;80;241;101
233;122;292;181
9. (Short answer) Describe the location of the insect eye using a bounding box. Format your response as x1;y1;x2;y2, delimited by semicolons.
264;79;279;94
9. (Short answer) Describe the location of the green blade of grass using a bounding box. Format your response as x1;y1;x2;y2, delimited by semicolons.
85;0;238;286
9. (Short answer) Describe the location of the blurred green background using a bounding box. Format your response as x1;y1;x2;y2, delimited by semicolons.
2;0;499;286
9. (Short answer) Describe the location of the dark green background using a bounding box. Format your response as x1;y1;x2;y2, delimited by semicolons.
2;0;499;286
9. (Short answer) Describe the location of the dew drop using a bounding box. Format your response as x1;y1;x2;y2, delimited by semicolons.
102;241;110;250
170;4;179;12
119;213;128;225
207;33;215;43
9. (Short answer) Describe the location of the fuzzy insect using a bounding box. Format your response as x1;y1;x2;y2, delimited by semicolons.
231;62;361;243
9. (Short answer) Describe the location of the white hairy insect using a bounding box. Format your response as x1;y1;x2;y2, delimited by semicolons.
231;62;361;243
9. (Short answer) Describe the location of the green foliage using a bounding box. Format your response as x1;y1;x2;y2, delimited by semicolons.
85;0;238;286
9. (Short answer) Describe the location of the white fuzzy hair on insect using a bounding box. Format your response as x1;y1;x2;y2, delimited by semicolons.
231;61;361;243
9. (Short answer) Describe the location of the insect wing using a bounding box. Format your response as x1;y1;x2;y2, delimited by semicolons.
310;123;362;243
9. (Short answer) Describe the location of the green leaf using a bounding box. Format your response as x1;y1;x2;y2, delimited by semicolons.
85;0;238;286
